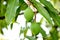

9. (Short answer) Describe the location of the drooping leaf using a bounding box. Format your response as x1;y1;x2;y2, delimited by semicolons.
50;27;58;40
0;20;7;28
40;17;44;24
17;0;27;14
24;27;28;37
51;0;60;12
19;0;24;6
39;0;59;14
0;20;7;34
26;36;37;40
30;0;53;25
24;7;34;22
15;0;28;21
0;0;6;17
50;12;60;27
20;27;28;36
10;23;13;29
19;0;28;10
45;7;60;27
20;27;24;35
39;26;47;38
39;18;47;37
5;0;19;24
51;0;57;5
40;0;60;27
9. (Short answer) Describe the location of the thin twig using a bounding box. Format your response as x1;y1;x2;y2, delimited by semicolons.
24;0;37;13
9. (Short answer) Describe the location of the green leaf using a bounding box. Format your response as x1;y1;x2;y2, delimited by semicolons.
26;36;36;40
51;0;57;5
5;0;19;24
50;12;60;27
39;0;59;14
19;0;28;10
20;27;28;37
0;0;6;17
10;23;13;29
0;30;3;34
15;0;28;21
0;20;7;28
40;17;44;24
17;0;28;12
30;22;40;35
0;20;7;34
24;27;28;37
20;27;24;35
19;0;24;6
39;0;60;27
45;7;60;27
30;0;53;25
39;26;47;37
30;22;47;37
51;0;60;12
40;19;47;37
24;7;34;22
50;27;58;40
17;0;27;13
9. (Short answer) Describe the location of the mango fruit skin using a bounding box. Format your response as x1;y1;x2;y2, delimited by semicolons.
24;7;34;22
30;22;40;35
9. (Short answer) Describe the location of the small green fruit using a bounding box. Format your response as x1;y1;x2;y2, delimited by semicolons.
30;22;40;35
24;7;34;22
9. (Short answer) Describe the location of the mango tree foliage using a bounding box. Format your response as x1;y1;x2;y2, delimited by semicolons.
15;0;28;21
5;0;19;24
30;0;53;25
0;0;60;40
51;0;60;12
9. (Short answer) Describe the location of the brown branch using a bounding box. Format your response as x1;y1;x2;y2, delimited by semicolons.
24;0;37;13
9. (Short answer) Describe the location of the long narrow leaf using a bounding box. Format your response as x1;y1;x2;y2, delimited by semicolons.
5;0;19;24
30;0;53;25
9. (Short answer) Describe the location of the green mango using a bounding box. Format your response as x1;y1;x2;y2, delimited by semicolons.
24;7;34;22
30;22;47;37
30;22;40;35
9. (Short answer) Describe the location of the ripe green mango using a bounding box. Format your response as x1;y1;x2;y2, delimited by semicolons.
30;22;40;35
30;22;47;37
24;7;34;22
